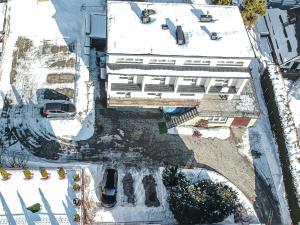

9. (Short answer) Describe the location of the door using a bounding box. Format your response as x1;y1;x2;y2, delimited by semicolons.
231;117;251;127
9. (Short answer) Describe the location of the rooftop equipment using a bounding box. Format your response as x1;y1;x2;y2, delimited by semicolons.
140;9;156;24
210;32;220;40
176;25;185;45
199;11;213;22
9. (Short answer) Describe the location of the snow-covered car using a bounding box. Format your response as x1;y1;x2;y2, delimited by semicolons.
41;102;76;119
100;168;118;208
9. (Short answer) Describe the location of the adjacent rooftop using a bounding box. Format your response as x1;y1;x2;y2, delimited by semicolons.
107;1;254;58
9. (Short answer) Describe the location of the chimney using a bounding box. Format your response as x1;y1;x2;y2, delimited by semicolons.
176;26;185;45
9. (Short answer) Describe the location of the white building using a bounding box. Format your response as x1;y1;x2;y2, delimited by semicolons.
106;1;260;127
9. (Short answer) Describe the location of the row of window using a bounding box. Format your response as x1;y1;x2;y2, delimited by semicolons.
115;58;244;66
115;92;195;97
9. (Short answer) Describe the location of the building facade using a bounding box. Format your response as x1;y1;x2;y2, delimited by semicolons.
106;1;260;127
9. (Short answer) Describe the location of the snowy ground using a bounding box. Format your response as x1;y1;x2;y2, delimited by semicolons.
0;0;99;141
0;168;82;225
84;166;259;224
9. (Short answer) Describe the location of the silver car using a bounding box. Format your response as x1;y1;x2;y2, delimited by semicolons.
41;102;76;119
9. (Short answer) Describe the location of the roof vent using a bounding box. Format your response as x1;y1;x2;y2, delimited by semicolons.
176;26;186;45
199;11;213;22
141;9;156;24
210;32;221;40
161;24;169;30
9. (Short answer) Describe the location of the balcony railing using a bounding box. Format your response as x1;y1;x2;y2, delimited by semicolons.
108;63;249;73
111;83;142;91
208;86;237;94
144;84;174;92
177;85;205;93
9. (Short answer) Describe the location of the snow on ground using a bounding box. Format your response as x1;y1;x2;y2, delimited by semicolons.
84;166;259;224
0;168;82;225
286;78;300;138
246;16;292;224
0;0;101;141
168;127;230;140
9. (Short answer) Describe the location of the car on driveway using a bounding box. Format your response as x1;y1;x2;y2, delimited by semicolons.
100;168;118;208
41;102;76;119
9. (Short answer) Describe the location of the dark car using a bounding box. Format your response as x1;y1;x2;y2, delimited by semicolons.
41;102;76;119
100;169;118;208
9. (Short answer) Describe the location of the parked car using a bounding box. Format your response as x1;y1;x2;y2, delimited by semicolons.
41;102;76;119
100;168;118;208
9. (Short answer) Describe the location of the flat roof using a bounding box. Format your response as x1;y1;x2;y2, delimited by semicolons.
107;1;254;58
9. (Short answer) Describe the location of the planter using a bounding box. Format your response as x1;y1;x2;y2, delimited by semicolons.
1;173;11;181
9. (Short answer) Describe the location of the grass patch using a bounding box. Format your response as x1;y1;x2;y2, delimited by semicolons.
158;122;167;134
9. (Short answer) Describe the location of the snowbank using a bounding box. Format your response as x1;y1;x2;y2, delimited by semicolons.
267;65;300;206
168;127;230;140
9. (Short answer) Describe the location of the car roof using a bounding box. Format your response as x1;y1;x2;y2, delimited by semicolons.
45;103;64;110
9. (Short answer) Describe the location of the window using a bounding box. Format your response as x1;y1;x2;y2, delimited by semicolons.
116;58;143;64
116;92;125;95
149;59;176;64
147;93;161;97
184;60;210;65
207;117;227;123
287;40;292;52
235;61;244;66
183;78;197;82
214;79;229;86
119;76;134;83
217;61;243;66
180;93;195;96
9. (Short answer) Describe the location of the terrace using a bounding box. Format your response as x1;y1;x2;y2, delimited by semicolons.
0;168;83;225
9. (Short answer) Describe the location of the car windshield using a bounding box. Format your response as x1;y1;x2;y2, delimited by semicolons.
61;104;69;112
103;188;116;196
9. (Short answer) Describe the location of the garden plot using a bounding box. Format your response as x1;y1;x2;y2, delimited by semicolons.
0;168;82;225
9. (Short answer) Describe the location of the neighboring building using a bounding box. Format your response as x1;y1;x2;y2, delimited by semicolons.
262;8;300;79
106;1;260;127
0;2;7;62
267;0;300;10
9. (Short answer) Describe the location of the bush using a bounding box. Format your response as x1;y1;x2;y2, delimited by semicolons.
73;174;80;182
27;203;41;213
23;168;32;179
74;213;80;222
40;168;49;179
162;166;187;189
213;0;266;26
58;167;66;179
0;167;9;180
73;183;81;191
163;169;239;224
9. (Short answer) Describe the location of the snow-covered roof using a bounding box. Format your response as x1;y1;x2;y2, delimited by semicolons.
107;1;254;58
90;14;106;39
264;9;298;64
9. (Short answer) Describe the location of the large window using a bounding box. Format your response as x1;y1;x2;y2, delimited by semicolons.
207;117;227;123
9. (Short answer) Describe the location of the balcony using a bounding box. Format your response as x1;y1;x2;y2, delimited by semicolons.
144;84;174;92
108;63;249;73
177;85;205;93
208;86;237;94
111;83;142;91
